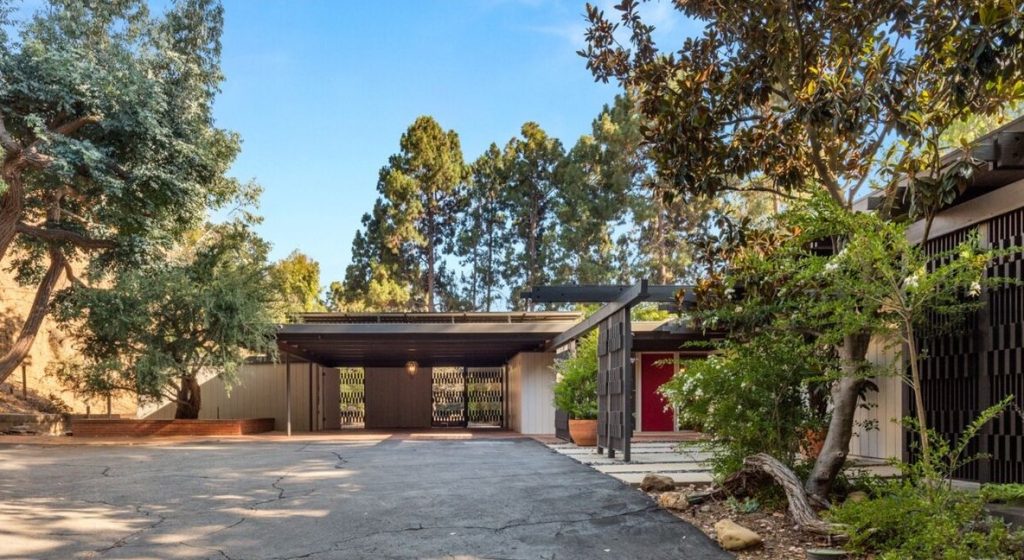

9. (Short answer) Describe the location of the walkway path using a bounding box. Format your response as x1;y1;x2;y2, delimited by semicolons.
0;434;731;559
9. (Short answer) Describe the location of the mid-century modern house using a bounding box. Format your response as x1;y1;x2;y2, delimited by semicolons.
145;117;1024;481
148;291;710;451
847;115;1024;484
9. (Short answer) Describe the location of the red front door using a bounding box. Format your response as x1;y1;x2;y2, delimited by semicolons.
640;353;676;432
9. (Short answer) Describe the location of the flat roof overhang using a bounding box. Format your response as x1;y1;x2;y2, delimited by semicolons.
276;321;580;368
275;314;718;368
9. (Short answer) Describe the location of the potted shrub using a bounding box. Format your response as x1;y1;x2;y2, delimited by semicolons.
553;331;599;446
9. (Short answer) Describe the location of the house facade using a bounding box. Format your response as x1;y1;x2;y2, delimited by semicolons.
146;311;704;439
850;117;1024;483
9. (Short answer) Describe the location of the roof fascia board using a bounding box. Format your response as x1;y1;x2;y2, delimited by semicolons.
906;176;1024;244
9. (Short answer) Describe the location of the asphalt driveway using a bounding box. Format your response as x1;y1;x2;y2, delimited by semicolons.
0;435;730;559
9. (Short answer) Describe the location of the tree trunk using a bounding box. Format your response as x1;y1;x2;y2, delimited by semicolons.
655;208;668;284
0;247;65;384
0;169;24;264
174;377;202;419
906;333;931;466
804;331;871;502
689;453;843;536
425;203;436;312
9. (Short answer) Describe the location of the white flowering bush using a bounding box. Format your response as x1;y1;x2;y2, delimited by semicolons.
659;333;831;477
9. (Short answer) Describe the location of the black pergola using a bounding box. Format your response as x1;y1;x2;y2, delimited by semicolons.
525;280;702;462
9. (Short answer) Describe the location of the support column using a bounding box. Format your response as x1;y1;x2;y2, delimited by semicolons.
286;353;292;437
308;361;314;432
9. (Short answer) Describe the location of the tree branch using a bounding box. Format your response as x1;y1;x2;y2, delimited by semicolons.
0;114;21;154
16;222;116;249
52;115;102;137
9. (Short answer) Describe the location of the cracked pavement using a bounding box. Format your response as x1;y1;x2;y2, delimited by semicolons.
0;435;730;559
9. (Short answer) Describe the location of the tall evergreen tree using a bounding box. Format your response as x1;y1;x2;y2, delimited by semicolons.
501;122;564;309
555;96;637;285
456;144;509;311
378;116;465;312
339;198;418;311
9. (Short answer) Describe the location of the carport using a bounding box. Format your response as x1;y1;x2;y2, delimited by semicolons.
275;312;580;434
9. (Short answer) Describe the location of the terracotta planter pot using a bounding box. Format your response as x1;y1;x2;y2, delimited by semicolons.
569;419;598;447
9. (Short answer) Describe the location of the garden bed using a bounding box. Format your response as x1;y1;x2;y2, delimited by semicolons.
72;418;275;437
649;486;840;559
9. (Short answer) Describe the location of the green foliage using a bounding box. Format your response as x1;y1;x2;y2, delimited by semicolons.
582;0;1024;212
726;496;760;514
379;116;466;312
0;0;248;382
829;397;1023;559
52;219;278;418
269;250;326;316
552;331;598;420
658;332;831;477
829;480;1024;560
981;484;1024;505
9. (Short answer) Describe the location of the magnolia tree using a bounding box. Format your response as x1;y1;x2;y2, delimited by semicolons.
581;0;1024;503
0;0;243;383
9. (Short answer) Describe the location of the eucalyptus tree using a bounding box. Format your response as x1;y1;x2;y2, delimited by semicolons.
582;0;1024;501
0;0;242;384
501;122;565;308
378;116;465;312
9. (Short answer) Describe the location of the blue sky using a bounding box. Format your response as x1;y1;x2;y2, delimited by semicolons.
213;0;696;285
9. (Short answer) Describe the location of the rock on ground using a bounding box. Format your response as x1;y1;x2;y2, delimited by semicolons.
714;518;763;551
657;491;689;510
640;473;676;492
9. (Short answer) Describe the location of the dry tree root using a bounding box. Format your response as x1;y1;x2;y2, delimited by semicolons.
687;453;845;537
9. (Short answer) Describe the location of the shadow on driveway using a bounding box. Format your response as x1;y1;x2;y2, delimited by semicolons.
0;436;731;559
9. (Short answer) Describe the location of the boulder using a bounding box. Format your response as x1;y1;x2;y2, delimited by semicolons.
656;491;688;510
640;473;675;492
714;519;763;551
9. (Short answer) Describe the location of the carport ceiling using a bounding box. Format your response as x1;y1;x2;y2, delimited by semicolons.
276;321;580;368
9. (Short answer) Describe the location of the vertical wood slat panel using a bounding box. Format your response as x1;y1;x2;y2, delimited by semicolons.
363;367;432;429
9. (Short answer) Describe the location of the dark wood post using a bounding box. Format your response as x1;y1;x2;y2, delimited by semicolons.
286;353;292;436
462;366;469;428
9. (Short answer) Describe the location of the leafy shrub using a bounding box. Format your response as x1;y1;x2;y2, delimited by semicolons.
658;332;829;477
829;398;1024;559
829;480;1024;559
552;331;598;420
982;484;1024;506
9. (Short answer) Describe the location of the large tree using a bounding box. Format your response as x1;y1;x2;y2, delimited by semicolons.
456;144;510;311
53;219;277;419
378;116;465;312
554;98;634;285
269;250;325;316
0;0;242;383
582;0;1024;500
339;198;420;311
501;122;565;308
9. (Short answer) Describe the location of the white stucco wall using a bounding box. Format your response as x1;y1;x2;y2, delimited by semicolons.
143;362;340;432
849;339;904;461
506;351;556;435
